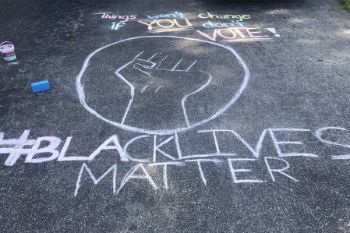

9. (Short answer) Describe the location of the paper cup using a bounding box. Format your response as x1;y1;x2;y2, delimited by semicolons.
0;41;16;62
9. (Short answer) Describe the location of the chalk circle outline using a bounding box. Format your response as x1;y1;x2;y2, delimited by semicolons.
76;35;250;135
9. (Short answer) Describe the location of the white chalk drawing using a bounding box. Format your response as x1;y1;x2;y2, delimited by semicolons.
196;27;278;42
76;36;250;135
1;127;350;166
1;127;350;196
73;157;298;196
138;19;193;32
114;52;212;127
94;12;137;22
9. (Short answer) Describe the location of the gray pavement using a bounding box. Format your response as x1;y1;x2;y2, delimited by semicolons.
0;0;350;232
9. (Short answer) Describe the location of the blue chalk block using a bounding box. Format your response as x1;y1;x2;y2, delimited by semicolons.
31;80;50;93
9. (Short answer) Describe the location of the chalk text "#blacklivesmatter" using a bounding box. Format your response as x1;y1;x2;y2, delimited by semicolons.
0;127;350;167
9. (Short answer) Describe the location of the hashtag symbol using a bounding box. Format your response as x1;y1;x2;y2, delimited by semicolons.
0;130;36;166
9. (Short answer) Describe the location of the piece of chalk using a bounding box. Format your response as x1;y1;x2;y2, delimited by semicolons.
31;80;50;93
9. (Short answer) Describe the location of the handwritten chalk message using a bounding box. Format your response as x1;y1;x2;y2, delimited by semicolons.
138;18;193;33
94;12;137;22
1;126;350;195
92;11;279;42
94;12;137;30
146;11;186;19
197;27;279;42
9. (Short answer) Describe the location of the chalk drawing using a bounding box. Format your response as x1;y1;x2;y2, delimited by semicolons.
198;129;268;158
2;127;350;167
202;20;245;28
197;13;251;21
264;157;299;182
146;11;185;19
116;163;158;194
92;11;279;41
198;13;252;28
315;127;350;159
115;53;210;128
185;159;222;186
74;163;117;196
88;135;129;162
76;36;250;135
94;12;137;22
196;27;275;42
228;158;265;183
25;136;62;163
1;128;349;196
138;18;193;33
73;157;299;196
265;28;280;37
0;130;35;166
111;22;125;30
269;128;318;158
93;12;136;31
149;162;184;189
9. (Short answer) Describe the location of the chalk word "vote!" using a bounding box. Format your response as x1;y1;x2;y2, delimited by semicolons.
197;27;280;42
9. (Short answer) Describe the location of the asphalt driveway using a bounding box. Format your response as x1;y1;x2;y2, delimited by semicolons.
0;0;350;232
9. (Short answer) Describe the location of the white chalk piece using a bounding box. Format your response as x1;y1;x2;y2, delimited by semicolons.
0;41;16;62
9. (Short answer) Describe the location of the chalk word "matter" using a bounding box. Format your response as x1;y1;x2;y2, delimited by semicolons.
74;158;297;196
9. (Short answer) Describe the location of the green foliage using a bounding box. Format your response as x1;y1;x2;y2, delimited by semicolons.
339;0;350;11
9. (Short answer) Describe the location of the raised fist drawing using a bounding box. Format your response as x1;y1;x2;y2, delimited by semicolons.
76;36;249;135
116;51;212;128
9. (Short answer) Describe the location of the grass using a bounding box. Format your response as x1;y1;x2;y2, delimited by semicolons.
339;0;350;11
